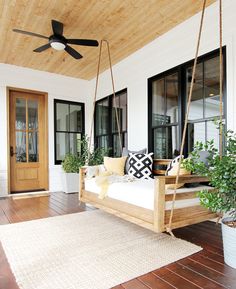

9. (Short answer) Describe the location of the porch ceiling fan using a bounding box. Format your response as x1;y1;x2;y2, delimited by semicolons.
12;19;99;59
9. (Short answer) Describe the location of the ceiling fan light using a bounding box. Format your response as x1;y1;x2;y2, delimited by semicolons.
50;41;65;51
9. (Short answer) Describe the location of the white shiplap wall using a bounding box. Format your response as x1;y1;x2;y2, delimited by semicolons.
0;65;92;196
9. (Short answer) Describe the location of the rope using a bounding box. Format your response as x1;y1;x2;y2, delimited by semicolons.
166;0;207;236
88;40;123;161
88;40;103;163
103;40;123;155
219;0;223;158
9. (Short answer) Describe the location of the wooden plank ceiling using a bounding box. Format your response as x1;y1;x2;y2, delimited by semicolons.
0;0;216;80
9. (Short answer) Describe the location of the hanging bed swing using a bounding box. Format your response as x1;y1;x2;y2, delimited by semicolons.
79;0;223;235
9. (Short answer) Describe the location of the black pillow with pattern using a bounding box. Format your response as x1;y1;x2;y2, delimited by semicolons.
128;153;154;180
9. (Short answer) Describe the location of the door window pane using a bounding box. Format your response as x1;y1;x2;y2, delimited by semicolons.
16;98;26;130
152;78;165;126
28;100;38;130
166;73;178;124
28;132;38;162
16;131;26;162
56;103;69;131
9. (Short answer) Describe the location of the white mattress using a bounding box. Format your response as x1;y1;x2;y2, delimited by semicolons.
85;178;212;210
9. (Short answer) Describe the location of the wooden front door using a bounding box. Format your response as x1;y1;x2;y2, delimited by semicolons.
9;89;48;193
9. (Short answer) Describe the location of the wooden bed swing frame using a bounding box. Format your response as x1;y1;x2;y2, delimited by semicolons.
79;159;217;233
79;0;222;235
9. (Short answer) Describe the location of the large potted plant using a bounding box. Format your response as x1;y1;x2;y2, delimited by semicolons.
183;129;236;268
61;136;108;193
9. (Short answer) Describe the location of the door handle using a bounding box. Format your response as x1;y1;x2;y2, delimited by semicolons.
10;146;16;157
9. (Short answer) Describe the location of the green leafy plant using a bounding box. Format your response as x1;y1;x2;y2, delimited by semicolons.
62;135;109;173
183;129;236;223
62;153;82;173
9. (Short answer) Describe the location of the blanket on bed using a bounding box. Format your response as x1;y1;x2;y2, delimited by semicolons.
95;174;135;199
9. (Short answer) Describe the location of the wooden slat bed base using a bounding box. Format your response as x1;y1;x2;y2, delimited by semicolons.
165;188;217;201
81;198;155;232
164;205;217;224
168;212;218;230
162;175;209;184
81;191;153;223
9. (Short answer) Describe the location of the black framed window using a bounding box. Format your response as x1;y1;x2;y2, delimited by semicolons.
148;48;226;159
95;89;127;156
186;54;225;151
54;99;85;164
149;71;180;159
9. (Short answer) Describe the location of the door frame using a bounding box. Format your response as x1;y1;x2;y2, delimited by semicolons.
7;87;49;194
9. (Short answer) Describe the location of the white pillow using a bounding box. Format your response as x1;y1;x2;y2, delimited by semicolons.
86;166;99;179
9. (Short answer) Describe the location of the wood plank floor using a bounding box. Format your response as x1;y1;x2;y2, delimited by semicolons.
0;192;235;289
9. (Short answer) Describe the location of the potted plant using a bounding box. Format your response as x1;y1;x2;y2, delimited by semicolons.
183;129;236;268
61;136;108;193
61;153;82;193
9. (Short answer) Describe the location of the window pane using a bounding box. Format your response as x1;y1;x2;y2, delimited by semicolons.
70;105;82;132
207;121;219;149
112;94;127;133
16;98;26;130
113;134;122;157
56;103;69;131
69;133;81;155
28;132;38;162
16;131;26;162
205;56;222;118
56;132;69;161
152;78;165;126
166;73;178;124
124;132;128;149
187;63;204;120
28;100;38;130
96;100;109;135
97;136;109;150
188;122;205;152
153;126;179;159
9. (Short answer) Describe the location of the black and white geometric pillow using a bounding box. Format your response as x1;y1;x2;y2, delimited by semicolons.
165;155;183;176
128;153;154;180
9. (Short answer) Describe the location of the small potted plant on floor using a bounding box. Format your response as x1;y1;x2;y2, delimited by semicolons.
183;129;236;268
61;136;108;193
61;153;82;193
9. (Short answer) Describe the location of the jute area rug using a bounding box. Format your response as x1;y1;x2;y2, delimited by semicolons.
0;210;201;289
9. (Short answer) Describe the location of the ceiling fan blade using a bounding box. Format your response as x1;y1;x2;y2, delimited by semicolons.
33;43;51;52
12;29;48;39
52;19;63;35
67;39;99;47
65;45;83;59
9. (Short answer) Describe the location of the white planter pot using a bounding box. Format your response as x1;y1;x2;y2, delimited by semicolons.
222;217;236;269
61;172;79;194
